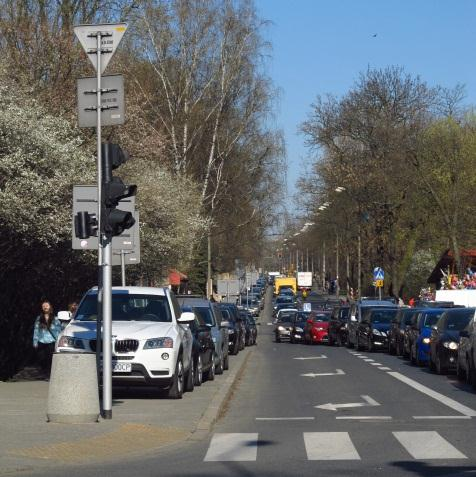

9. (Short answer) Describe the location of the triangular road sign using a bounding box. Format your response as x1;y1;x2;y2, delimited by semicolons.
74;23;127;74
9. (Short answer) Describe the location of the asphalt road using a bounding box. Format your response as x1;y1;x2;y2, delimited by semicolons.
27;288;476;477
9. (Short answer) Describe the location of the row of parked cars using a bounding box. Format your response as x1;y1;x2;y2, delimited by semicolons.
56;285;258;399
274;294;476;390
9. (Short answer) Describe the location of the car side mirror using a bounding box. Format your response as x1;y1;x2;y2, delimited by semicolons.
178;311;195;323
57;310;72;322
220;320;230;328
350;315;357;322
460;330;469;338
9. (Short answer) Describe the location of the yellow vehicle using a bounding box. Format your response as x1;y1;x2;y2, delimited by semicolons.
274;277;297;295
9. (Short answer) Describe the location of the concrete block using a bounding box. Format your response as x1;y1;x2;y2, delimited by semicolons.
47;353;100;423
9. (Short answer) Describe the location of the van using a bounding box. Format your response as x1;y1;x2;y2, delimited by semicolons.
274;277;297;295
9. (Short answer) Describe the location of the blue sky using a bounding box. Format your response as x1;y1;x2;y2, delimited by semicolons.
256;0;476;199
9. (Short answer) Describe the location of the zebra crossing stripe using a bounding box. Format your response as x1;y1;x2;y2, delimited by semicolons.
393;431;467;459
304;432;360;460
204;433;258;461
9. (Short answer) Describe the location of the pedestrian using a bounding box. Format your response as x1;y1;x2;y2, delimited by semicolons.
32;300;62;377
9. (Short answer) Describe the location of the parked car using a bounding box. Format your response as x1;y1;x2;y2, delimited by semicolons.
177;296;230;374
57;287;195;399
290;311;311;343
347;300;398;348
388;308;418;356
188;312;216;386
407;309;446;366
356;307;399;351
429;308;475;374
273;300;297;317
457;315;476;386
239;310;258;346
218;303;245;354
328;305;350;346
275;308;298;323
303;311;332;344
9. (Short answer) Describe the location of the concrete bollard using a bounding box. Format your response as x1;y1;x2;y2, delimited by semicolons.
47;352;100;423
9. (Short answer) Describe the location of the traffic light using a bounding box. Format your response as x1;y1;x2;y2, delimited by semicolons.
101;143;137;237
74;211;98;239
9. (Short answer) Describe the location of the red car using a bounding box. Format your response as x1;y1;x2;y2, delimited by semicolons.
304;312;331;344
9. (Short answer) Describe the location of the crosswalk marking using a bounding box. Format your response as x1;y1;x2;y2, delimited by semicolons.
303;432;360;460
393;431;467;459
370;362;382;366
204;433;258;461
204;431;469;462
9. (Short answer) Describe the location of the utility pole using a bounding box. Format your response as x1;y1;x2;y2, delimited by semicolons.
357;226;361;299
335;234;340;298
322;242;326;290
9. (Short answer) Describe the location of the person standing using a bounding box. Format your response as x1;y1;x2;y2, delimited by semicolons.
32;300;62;377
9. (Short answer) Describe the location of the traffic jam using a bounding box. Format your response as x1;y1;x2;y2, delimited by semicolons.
271;272;476;390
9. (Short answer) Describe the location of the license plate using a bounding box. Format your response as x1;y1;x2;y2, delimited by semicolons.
113;362;131;373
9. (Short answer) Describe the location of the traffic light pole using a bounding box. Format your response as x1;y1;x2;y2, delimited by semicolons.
94;31;112;420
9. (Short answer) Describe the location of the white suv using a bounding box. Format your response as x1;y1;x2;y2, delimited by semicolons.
56;286;194;399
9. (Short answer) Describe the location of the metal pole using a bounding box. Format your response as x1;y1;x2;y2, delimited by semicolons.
322;242;326;290
96;32;112;420
296;248;299;273
121;250;126;286
335;234;340;298
306;248;309;272
346;251;350;298
207;232;212;299
357;226;361;299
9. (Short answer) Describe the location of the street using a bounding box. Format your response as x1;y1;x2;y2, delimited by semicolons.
25;290;476;477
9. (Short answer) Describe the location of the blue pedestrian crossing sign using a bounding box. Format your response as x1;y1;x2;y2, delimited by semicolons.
373;267;385;281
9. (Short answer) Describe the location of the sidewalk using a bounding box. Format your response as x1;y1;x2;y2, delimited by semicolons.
0;347;252;475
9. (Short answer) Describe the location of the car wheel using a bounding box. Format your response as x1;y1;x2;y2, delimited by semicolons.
205;355;216;381
468;358;476;389
436;353;446;375
223;352;229;371
429;352;436;372
167;357;184;399
194;355;203;386
346;334;354;349
410;345;416;365
184;359;195;393
356;335;364;351
276;334;281;343
367;337;373;353
456;358;465;381
415;346;423;367
337;334;342;347
328;334;334;346
389;340;396;355
216;351;224;375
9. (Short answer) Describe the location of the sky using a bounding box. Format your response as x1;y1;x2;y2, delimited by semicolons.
255;0;476;200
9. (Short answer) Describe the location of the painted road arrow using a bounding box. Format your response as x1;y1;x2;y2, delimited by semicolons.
294;355;327;360
315;395;380;411
301;369;345;378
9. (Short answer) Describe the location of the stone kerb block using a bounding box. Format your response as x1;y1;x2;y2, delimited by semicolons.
47;352;100;423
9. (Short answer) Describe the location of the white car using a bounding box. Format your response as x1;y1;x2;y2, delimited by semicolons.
56;286;194;399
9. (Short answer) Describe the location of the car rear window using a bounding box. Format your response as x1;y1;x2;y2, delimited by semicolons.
369;309;398;324
75;293;172;322
445;311;474;331
193;307;215;326
422;313;442;328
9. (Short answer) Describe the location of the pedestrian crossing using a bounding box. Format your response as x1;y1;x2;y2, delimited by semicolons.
204;431;468;462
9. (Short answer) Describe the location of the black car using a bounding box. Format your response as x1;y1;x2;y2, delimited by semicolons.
290;311;311;343
328;305;350;346
347;300;398;348
356;307;399;352
218;303;245;355
457;315;476;386
388;308;419;356
188;313;216;386
429;308;475;374
274;314;295;342
239;310;258;346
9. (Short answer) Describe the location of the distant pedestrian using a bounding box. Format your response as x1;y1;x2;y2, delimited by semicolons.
32;300;62;376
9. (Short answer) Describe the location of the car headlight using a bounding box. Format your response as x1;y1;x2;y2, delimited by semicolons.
316;327;325;331
58;336;84;349
296;327;303;332
372;329;383;336
443;341;458;350
422;337;430;344
143;337;173;349
278;326;284;331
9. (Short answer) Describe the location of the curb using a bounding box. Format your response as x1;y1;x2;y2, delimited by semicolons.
190;347;252;441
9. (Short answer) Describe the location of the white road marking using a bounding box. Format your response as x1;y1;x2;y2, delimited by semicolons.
293;355;327;360
267;322;273;326
256;417;315;421
204;433;259;461
304;432;360;460
315;395;380;411
301;369;345;378
357;356;368;359
413;415;472;420
370;362;382;366
388;371;476;417
378;367;392;371
393;431;467;459
363;359;374;362
336;416;392;420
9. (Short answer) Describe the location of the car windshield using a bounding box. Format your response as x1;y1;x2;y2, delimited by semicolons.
369;310;398;324
276;297;293;304
279;311;297;321
445;311;474;331
422;313;443;328
313;314;330;322
277;316;293;323
193;307;215;326
75;293;172;322
402;311;415;326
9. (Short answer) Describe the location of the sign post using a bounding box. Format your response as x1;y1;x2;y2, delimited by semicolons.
373;267;385;300
74;22;128;420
